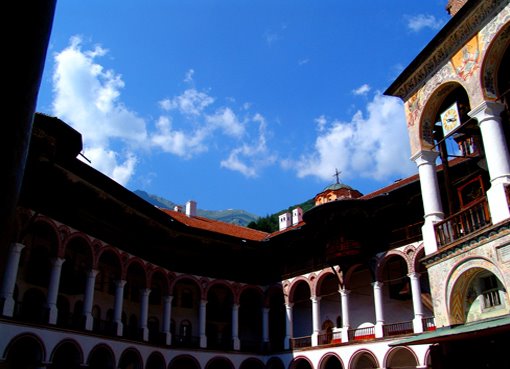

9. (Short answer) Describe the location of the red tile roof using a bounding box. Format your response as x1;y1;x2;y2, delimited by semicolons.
160;208;269;241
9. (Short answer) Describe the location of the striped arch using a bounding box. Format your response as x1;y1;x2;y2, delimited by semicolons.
445;256;507;324
375;249;410;282
169;274;202;297
480;18;510;99
287;276;312;303
312;268;338;297
264;283;284;307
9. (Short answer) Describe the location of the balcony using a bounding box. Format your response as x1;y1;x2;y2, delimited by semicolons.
434;197;491;248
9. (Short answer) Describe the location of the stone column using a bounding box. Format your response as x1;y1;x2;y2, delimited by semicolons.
47;257;65;324
373;281;385;338
262;307;270;345
311;296;321;346
409;273;424;333
83;269;98;330
199;299;207;348
412;150;444;254
113;280;126;336
284;302;293;350
340;288;351;342
0;242;25;317
232;303;240;350
139;288;151;341
469;101;510;223
162;295;173;345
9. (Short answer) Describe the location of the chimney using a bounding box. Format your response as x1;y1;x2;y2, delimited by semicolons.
292;207;303;225
186;200;197;217
279;212;291;231
174;205;183;213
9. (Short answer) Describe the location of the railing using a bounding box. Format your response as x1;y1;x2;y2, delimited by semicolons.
290;336;312;349
173;335;200;348
389;221;424;247
317;330;342;345
382;321;414;336
434;197;491;248
348;326;375;341
422;316;436;331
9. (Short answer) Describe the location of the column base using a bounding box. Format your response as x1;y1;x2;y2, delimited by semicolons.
413;316;424;334
200;335;207;348
0;296;14;317
375;322;384;338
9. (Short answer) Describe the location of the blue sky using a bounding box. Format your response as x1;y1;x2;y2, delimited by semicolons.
36;0;449;216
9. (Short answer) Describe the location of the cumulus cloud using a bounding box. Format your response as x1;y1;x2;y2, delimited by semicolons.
51;35;147;185
353;84;371;96
220;113;276;177
50;36;277;185
406;14;444;32
290;93;415;182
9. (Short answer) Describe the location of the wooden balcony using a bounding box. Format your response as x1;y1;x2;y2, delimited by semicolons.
434;197;491;248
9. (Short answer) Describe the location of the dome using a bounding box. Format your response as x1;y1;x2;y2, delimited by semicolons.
323;182;354;192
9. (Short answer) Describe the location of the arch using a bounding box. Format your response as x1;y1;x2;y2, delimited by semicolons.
146;351;166;369
319;353;344;369
349;350;379;369
3;333;46;368
60;234;93;296
49;339;84;369
384;347;419;369
118;347;143;369
480;20;510;100
149;267;170;297
343;263;366;289
446;257;508;325
168;354;201;369
87;344;116;369
313;268;338;297
21;216;60;255
287;277;311;303
205;356;235;369
418;81;471;152
169;274;201;295
239;357;265;369
289;356;313;369
266;357;285;369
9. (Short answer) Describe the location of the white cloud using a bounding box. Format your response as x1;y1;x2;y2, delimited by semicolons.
290;93;415;183
220;113;276;177
184;68;195;83
51;35;147;185
205;107;245;138
150;116;207;158
160;88;214;116
406;14;444;32
353;84;371;96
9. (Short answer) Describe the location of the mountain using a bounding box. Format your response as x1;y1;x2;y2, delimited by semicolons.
133;190;260;226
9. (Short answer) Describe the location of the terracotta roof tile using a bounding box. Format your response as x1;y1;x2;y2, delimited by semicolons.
160;209;269;241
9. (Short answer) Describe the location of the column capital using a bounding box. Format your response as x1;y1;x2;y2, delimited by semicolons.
10;242;25;252
408;272;421;280
340;288;351;296
310;296;321;303
372;281;384;289
411;150;439;167
116;279;127;288
468;100;505;122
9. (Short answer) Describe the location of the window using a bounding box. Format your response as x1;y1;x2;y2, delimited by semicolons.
481;275;501;309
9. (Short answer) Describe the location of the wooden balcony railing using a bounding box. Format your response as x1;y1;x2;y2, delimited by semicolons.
434;197;491;248
382;321;414;337
290;336;312;349
347;326;375;341
389;221;424;247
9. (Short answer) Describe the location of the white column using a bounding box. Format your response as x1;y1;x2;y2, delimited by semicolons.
232;303;240;350
199;299;207;348
311;296;320;346
46;257;65;324
83;269;98;330
469;101;510;223
113;280;126;336
340;288;350;342
0;242;25;317
139;288;151;341
284;302;293;350
409;273;424;333
262;307;270;344
373;281;384;338
162;295;173;345
412;150;444;254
